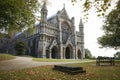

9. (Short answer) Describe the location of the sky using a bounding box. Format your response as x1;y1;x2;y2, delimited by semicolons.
44;0;119;57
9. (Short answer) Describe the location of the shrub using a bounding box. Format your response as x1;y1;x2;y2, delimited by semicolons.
14;40;28;55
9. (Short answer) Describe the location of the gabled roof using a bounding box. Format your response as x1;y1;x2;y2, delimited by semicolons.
60;7;69;19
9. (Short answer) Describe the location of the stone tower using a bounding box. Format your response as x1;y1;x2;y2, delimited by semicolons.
79;18;85;58
41;2;48;22
38;2;48;58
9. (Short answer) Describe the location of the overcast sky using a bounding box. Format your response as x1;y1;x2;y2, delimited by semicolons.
44;0;119;57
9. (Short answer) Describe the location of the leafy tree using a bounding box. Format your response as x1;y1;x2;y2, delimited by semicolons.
114;52;120;60
85;48;92;59
71;0;118;15
14;40;28;55
0;0;40;37
98;0;120;49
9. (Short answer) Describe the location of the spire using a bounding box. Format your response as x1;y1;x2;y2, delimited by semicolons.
60;3;69;19
63;3;65;9
79;18;84;34
41;2;47;12
62;3;66;11
79;18;83;27
41;2;48;22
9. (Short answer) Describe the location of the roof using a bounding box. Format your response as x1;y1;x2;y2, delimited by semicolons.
47;13;57;21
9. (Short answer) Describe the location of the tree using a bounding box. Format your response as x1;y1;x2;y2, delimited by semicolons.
14;40;28;55
114;52;120;60
70;0;119;20
85;48;92;59
98;0;120;49
0;0;40;37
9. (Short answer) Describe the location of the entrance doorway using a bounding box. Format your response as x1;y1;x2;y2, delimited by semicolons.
78;49;82;59
65;47;70;59
65;44;73;59
51;46;58;58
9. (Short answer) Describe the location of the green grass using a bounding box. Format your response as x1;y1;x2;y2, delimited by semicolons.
33;58;93;62
0;53;16;61
0;61;120;80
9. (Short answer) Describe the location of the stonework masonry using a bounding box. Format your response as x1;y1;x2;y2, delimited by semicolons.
0;3;85;59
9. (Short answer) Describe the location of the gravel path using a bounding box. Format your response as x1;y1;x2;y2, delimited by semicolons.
0;56;93;71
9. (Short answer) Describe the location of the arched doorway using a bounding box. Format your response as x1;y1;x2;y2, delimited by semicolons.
51;46;58;59
65;47;70;59
78;49;82;59
65;44;73;59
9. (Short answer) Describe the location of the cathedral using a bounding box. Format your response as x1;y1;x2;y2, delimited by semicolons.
1;3;85;59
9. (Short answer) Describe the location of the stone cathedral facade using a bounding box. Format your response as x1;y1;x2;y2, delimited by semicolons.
2;3;85;59
32;3;85;59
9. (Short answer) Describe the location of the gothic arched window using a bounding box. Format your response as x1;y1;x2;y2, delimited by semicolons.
61;22;71;44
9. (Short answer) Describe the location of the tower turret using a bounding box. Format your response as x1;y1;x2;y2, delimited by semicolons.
41;2;48;23
79;18;85;58
38;2;48;58
71;17;75;33
79;18;84;35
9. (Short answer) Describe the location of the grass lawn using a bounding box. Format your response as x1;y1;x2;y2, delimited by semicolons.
33;58;93;62
0;61;120;80
0;53;16;61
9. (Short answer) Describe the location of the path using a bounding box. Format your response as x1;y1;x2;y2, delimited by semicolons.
0;56;93;71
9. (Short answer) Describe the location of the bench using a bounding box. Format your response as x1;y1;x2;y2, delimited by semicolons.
96;56;115;66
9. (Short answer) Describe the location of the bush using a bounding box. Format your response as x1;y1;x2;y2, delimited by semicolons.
85;49;92;59
114;52;120;60
14;40;27;55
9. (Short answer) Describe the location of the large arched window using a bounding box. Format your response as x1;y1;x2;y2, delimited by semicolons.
61;22;71;44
